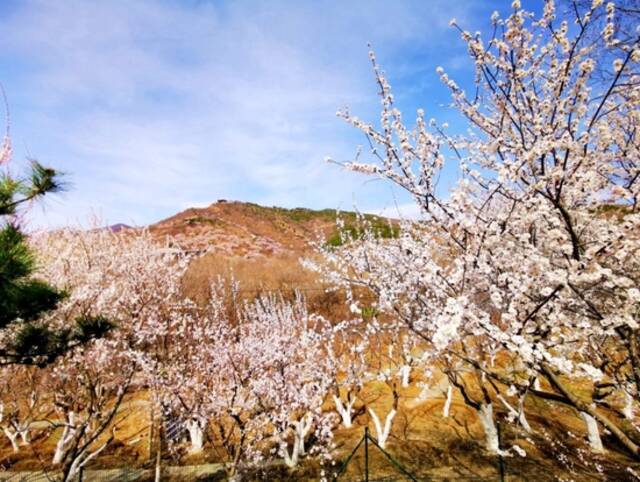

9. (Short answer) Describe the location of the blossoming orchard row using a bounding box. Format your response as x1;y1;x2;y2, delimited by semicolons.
1;0;639;480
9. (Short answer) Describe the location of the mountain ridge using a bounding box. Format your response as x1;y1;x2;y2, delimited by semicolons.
147;200;396;258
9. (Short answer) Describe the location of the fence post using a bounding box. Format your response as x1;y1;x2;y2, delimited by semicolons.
364;426;369;482
497;419;505;482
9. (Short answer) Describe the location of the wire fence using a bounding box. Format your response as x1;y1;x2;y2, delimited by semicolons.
0;413;616;482
333;425;528;482
334;427;418;481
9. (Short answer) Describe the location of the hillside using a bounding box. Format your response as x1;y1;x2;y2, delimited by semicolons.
148;200;396;257
148;201;398;304
3;202;640;481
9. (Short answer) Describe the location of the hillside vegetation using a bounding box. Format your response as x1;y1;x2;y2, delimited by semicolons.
149;201;398;256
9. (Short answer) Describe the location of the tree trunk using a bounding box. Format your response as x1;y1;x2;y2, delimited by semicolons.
63;428;113;482
443;384;453;418
66;457;82;482
498;394;531;432
580;411;604;453
399;365;411;388
333;394;355;428
155;444;161;482
3;428;19;453
623;391;635;420
53;412;77;465
186;419;205;454
478;403;499;453
282;433;301;468
533;378;541;391
368;407;396;449
517;394;531;432
19;427;30;445
541;363;640;457
293;415;313;456
53;435;66;464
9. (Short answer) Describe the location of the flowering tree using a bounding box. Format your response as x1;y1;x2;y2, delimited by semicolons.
31;226;192;474
0;365;45;452
326;318;369;429
46;341;133;481
144;282;232;456
32;227;192;355
32;226;341;475
314;225;509;451
241;294;334;468
321;0;640;458
151;283;337;476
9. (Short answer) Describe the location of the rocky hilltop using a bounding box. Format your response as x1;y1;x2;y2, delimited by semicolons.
148;200;395;258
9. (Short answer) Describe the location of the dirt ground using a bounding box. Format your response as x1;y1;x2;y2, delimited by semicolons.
2;373;640;481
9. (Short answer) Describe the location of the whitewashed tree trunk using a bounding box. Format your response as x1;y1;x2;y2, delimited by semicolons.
0;420;31;452
66;458;82;482
155;450;161;482
3;428;19;452
497;394;531;432
282;433;301;468
516;394;531;432
443;385;453;418
53;412;77;465
282;415;313;467
368;407;396;449
65;435;111;482
0;404;19;452
580;411;604;453
333;395;356;428
399;365;411;388
19;427;30;445
293;415;313;456
623;392;635;420
186;418;205;454
478;403;499;453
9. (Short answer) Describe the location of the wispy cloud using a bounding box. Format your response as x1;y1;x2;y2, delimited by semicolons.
0;0;495;227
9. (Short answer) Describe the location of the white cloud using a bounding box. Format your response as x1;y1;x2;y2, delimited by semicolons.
368;203;424;221
0;0;487;227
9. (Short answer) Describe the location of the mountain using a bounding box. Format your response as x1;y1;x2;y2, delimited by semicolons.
148;200;395;258
107;223;132;233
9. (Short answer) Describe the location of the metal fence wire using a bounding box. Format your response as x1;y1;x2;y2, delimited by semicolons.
330;427;511;482
334;427;418;481
0;414;622;482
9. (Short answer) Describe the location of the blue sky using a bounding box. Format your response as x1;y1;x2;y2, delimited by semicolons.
0;0;530;228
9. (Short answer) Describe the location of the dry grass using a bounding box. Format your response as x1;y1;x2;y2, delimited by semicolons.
2;369;640;480
182;251;367;322
0;391;151;472
3;203;639;479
